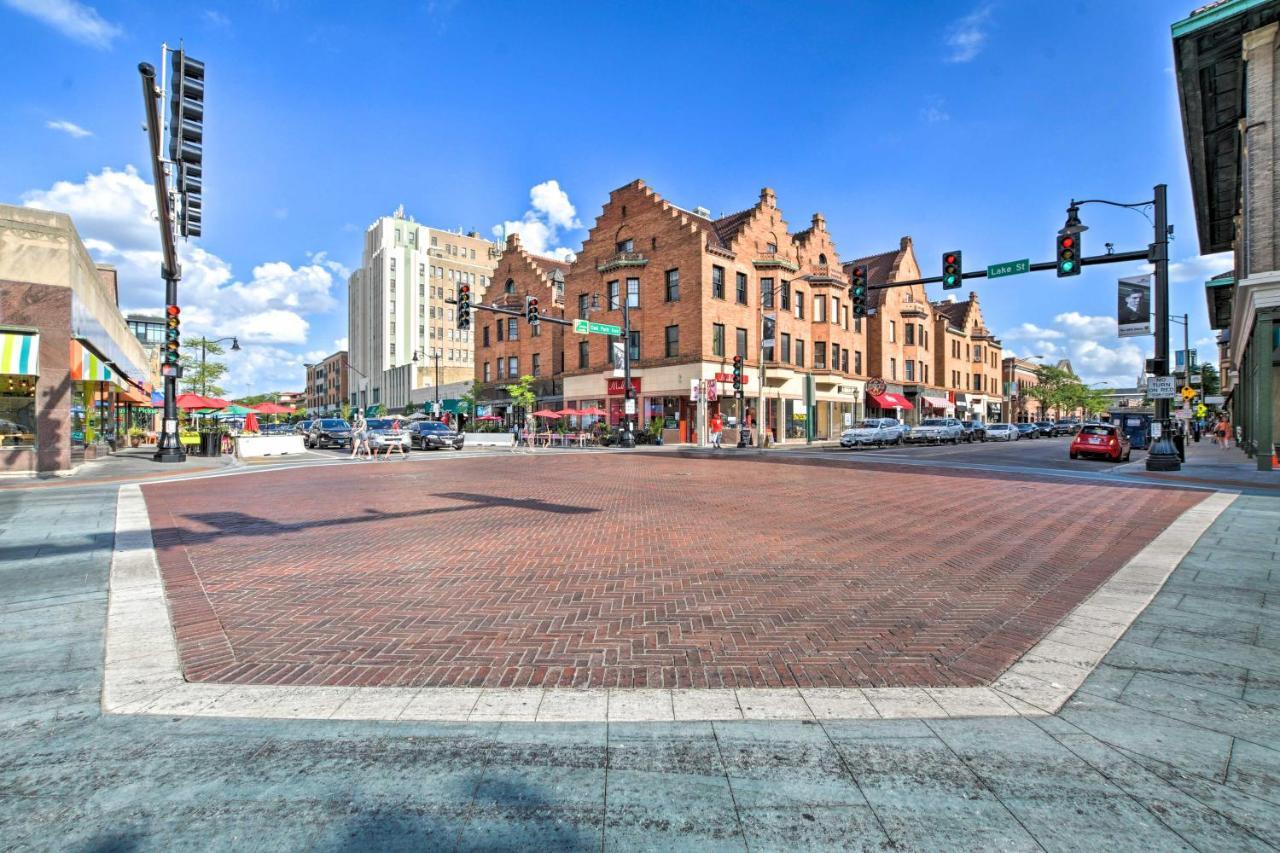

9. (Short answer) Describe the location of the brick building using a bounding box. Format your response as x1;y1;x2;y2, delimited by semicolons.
932;293;1005;422
474;234;570;415
304;350;349;415
559;181;868;444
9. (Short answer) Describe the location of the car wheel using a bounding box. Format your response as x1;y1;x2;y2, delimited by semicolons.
1124;449;1131;461
1069;451;1077;459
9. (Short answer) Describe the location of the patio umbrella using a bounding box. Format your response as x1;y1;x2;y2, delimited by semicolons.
476;414;502;421
579;406;608;416
175;392;225;410
532;409;561;418
554;408;581;417
253;401;295;415
244;411;260;433
221;404;253;416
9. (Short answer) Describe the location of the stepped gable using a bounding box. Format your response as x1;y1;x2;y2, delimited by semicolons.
583;179;718;252
844;237;913;309
502;233;570;303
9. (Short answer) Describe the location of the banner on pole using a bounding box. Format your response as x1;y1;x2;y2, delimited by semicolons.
762;313;777;348
1117;275;1152;338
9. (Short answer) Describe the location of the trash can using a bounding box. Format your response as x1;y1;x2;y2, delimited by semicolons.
1173;430;1185;462
200;431;222;457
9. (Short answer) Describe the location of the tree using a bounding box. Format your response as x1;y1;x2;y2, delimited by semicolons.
1023;365;1079;418
1200;363;1221;398
402;403;418;416
505;374;537;446
458;381;478;417
179;337;228;397
340;402;351;422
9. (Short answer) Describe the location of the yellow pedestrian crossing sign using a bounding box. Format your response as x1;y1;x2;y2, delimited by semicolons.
1195;403;1207;418
1181;386;1196;400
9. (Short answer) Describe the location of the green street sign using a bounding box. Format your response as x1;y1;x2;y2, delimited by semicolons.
574;318;622;336
987;259;1030;279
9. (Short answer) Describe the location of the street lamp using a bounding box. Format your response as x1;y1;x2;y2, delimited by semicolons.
197;336;239;397
413;349;443;414
1060;185;1178;470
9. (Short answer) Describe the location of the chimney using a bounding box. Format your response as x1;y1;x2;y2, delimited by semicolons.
759;187;777;208
811;212;825;231
506;232;521;249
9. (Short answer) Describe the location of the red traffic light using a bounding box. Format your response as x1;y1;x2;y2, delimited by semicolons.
166;305;180;317
944;254;957;265
1060;236;1074;249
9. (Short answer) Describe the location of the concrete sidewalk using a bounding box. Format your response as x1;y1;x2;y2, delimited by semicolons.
2;484;1279;849
1123;433;1280;490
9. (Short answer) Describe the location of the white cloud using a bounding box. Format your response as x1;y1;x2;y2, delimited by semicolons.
1003;311;1150;389
1001;322;1064;341
920;96;949;124
203;9;230;27
1168;252;1233;283
493;179;582;261
46;119;92;138
945;4;993;63
333;337;349;352
22;165;343;392
2;0;121;48
1053;311;1116;341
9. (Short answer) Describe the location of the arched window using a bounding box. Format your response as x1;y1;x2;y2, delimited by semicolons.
504;279;515;294
818;253;827;266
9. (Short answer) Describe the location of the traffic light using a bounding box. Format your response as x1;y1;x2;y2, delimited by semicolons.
525;294;540;324
169;50;205;238
849;265;868;316
942;251;962;290
163;305;180;366
732;355;743;393
457;284;471;330
1056;233;1081;277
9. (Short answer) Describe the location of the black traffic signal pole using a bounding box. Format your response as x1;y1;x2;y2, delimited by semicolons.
863;249;1149;293
139;62;184;463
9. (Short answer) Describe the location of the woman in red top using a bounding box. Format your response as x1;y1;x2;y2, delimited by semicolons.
709;412;724;449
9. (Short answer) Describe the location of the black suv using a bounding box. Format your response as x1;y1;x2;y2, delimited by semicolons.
959;421;987;443
408;420;465;451
306;418;352;449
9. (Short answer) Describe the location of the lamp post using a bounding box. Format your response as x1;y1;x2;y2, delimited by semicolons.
1060;185;1177;470
196;336;239;397
341;357;369;415
413;349;443;413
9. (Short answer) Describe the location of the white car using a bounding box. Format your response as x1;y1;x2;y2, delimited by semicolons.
985;423;1018;442
841;418;908;448
365;418;411;451
906;418;963;445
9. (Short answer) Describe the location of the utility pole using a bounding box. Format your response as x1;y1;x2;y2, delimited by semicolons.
1146;184;1180;471
621;294;635;448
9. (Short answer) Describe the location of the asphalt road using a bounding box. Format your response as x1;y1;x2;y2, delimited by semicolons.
821;431;1142;473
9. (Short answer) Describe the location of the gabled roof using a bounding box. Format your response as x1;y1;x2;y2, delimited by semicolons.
711;207;755;249
843;242;909;309
527;253;571;277
931;299;969;328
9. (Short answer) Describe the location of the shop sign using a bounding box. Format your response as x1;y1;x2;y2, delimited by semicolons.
714;372;748;386
867;378;887;396
690;379;700;401
606;377;642;395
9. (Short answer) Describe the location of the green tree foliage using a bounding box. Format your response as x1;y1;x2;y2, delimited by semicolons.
179;337;228;397
1200;363;1220;397
504;374;537;436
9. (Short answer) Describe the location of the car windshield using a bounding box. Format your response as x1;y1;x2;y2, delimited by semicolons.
418;422;450;431
366;419;398;430
319;419;348;429
859;421;884;429
920;419;945;426
1080;426;1113;436
1017;423;1034;429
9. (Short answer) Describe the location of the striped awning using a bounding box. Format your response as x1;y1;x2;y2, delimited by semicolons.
0;331;39;376
70;339;114;383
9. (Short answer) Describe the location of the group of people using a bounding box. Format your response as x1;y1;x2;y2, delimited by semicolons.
347;412;405;461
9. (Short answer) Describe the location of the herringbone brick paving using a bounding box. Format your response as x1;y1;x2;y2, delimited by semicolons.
141;455;1203;689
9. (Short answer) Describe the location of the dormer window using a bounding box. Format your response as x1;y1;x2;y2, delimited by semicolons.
818;253;827;266
616;239;634;253
504;279;515;295
766;242;778;253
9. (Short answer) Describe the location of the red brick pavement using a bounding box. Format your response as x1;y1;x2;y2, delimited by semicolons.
141;455;1204;689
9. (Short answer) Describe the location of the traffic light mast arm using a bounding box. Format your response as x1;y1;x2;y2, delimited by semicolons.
443;298;575;327
865;248;1149;291
138;63;179;281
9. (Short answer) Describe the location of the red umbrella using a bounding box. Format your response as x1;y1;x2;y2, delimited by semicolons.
554;408;581;416
532;409;561;418
244;411;259;432
476;414;502;421
579;406;608;416
252;401;295;415
175;393;226;410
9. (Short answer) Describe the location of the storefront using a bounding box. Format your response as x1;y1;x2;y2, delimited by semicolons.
919;393;953;418
0;329;39;450
867;386;914;420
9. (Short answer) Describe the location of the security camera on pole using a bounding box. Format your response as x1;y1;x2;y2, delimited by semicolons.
139;44;206;463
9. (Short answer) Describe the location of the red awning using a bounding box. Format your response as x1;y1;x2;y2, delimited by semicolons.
869;392;914;411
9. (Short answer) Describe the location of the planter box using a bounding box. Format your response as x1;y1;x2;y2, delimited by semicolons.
235;434;306;459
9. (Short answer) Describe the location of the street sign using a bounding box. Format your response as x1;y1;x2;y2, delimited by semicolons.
1205;395;1225;405
1180;386;1196;400
573;318;622;336
987;258;1030;279
1147;376;1177;399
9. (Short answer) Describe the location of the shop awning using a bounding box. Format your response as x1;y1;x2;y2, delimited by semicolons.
869;391;914;411
118;385;150;405
0;330;39;376
70;339;114;383
921;395;952;410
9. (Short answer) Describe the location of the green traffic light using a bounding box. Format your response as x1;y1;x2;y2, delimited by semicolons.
1061;261;1074;272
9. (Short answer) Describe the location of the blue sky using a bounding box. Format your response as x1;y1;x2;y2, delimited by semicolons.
0;0;1224;395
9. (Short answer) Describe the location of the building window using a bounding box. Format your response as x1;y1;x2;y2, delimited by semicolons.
780;333;791;363
532;353;541;376
780;281;791;310
508;356;518;377
905;360;915;382
922;327;928;349
923;364;929;384
626;278;640;308
736;272;748;305
616;238;633;253
761;278;774;308
390;258;396;271
507;317;519;340
607;279;620;310
431;235;437;247
497;359;505;379
854;350;862;375
578;340;589;368
712;265;725;299
578;293;588;317
905;324;915;346
795;339;805;367
496;321;504;342
814;295;826;323
889;321;896;343
483;326;490;347
815;341;827;369
890;357;897;380
832;297;840;322
795;291;804;319
712;323;725;357
665;269;680;302
505;279;515;294
766;241;777;253
628;330;641;361
736;327;748;358
832;343;841;372
842;349;849;373
664;325;679;358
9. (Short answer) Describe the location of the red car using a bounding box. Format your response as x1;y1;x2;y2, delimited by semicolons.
1070;423;1131;462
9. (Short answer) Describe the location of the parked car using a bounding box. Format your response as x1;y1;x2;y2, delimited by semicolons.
408;420;465;450
296;419;314;435
365;418;411;451
1056;418;1081;435
959;420;987;443
306;418;352;449
840;418;907;448
986;423;1018;442
259;423;290;436
1034;420;1057;437
907;418;963;445
1070;423;1132;462
1015;423;1040;439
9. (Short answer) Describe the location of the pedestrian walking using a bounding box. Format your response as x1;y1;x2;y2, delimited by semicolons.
1214;414;1230;448
709;412;724;449
350;412;371;460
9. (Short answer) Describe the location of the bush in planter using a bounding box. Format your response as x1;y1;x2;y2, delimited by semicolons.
648;417;665;445
127;427;145;447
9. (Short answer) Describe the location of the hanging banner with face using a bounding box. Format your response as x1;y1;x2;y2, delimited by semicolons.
1117;275;1152;338
762;313;777;348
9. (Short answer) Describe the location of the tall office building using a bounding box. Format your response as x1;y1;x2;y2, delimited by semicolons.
348;206;498;410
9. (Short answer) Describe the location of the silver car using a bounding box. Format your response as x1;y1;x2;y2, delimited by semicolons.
985;423;1018;442
907;417;963;445
841;418;908;448
365;418;411;451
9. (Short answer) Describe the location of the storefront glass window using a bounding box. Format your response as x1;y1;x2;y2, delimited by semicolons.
0;375;36;448
71;384;86;447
